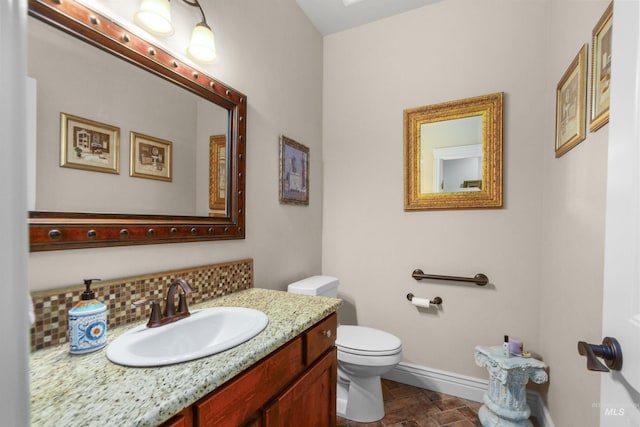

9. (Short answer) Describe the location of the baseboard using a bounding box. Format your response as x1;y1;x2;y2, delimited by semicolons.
383;362;488;402
384;362;554;427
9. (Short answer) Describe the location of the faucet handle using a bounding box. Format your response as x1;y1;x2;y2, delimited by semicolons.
177;293;190;314
132;296;160;306
133;297;162;328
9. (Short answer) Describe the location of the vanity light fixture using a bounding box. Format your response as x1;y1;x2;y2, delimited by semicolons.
134;0;217;63
186;19;216;63
134;0;174;36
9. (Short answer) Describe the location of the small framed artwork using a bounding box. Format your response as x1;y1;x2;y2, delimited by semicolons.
209;134;227;213
555;44;588;158
590;2;613;132
60;113;120;174
129;131;172;181
279;135;309;205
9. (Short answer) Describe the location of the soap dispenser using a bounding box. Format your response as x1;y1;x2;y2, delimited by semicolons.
68;279;107;354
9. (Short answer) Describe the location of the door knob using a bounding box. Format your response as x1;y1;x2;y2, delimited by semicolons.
577;337;622;372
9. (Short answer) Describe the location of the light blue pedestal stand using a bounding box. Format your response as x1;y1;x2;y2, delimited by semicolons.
474;346;548;427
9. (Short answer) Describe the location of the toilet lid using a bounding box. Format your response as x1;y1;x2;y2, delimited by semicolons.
336;325;402;356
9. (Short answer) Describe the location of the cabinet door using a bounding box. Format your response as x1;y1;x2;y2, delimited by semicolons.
242;415;261;427
264;348;337;427
158;408;193;427
194;337;304;427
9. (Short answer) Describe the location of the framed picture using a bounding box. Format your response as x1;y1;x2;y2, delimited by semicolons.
279;135;309;205
555;44;588;158
209;134;227;213
590;2;613;132
129;131;172;181
60;113;120;174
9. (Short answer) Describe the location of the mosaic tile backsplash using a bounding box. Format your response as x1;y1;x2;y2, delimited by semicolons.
30;258;253;351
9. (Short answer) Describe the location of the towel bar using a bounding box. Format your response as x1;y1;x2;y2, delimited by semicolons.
411;269;488;286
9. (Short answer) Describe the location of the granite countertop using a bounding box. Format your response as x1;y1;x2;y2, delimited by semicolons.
30;288;341;427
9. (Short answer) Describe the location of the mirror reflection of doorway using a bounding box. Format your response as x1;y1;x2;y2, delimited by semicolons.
419;115;483;194
441;157;482;192
432;144;482;193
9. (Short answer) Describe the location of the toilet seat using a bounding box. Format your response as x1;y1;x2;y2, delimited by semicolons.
336;325;402;356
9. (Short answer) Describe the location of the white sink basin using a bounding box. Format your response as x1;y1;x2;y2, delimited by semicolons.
106;307;268;367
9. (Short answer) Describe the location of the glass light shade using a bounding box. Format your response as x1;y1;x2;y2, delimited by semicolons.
187;23;217;63
134;0;174;36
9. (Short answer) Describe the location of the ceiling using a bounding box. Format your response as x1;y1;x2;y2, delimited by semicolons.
296;0;441;35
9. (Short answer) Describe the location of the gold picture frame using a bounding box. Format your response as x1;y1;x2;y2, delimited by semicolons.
60;113;120;174
555;44;588;158
209;134;227;214
590;2;613;132
279;135;309;205
129;131;172;181
404;93;503;211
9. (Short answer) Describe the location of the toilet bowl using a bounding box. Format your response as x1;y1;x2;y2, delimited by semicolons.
335;325;402;422
287;276;403;422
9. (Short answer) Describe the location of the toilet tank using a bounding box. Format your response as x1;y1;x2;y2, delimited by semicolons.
287;276;339;298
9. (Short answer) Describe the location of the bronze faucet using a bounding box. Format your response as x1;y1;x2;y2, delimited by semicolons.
133;279;196;328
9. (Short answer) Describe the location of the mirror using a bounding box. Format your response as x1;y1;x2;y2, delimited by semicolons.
209;135;227;215
404;93;503;210
28;0;246;251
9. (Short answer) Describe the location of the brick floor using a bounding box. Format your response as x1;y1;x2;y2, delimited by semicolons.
336;379;539;427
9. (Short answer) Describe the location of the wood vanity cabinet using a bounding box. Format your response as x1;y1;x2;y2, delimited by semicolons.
160;313;337;427
263;348;336;427
160;410;192;427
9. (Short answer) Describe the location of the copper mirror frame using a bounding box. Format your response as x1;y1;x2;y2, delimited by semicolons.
404;92;503;211
28;0;246;251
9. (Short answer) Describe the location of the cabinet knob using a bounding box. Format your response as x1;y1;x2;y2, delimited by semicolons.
322;329;332;338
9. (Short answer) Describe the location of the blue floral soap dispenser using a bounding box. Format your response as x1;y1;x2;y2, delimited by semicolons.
68;279;107;354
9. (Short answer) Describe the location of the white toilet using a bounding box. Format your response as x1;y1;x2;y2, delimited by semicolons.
288;276;403;423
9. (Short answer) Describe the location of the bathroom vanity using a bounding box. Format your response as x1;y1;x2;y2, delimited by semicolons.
30;289;340;427
164;313;336;427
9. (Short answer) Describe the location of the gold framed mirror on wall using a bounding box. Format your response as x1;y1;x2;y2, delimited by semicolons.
404;92;503;211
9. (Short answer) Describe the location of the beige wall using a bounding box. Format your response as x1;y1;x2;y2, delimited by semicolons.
323;0;547;376
539;1;610;425
322;0;609;425
28;0;612;424
28;0;324;292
